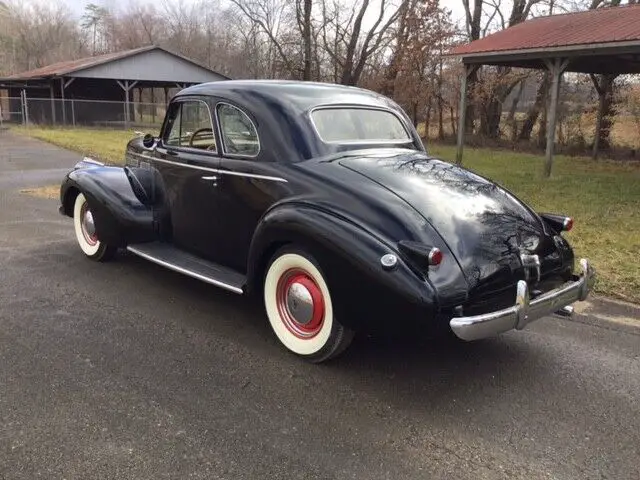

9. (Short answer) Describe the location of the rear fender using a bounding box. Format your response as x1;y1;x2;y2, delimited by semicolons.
247;204;438;330
61;165;155;246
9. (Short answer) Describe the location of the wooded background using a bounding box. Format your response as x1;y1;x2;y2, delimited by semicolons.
1;0;639;155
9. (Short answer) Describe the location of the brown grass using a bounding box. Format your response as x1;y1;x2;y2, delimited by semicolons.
20;185;60;200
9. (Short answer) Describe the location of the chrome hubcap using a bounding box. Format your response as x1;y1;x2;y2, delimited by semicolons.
286;282;314;325
276;269;325;339
83;209;96;238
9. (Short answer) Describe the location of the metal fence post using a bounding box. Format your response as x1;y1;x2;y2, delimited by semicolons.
20;90;25;125
71;99;76;127
22;89;30;127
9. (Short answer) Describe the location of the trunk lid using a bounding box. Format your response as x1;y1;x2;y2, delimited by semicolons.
339;151;558;297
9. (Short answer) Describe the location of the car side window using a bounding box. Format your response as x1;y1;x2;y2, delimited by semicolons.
163;100;216;151
217;103;260;157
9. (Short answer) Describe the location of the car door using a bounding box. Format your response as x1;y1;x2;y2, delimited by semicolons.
212;101;291;273
153;97;222;260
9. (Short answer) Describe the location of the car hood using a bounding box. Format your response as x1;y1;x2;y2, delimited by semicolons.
338;151;551;295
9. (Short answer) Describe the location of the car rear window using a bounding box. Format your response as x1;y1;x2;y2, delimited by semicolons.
311;108;411;143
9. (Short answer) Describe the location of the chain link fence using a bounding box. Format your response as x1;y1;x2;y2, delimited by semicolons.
0;95;167;129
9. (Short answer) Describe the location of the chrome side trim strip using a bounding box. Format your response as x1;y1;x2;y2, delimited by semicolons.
212;169;288;183
127;151;287;183
126;245;244;295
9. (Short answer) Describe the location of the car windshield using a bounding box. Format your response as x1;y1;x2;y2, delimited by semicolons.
311;108;411;144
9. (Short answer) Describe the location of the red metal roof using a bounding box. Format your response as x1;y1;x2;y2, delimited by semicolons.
451;4;640;56
7;46;158;79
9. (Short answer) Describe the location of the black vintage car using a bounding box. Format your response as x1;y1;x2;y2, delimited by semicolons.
60;80;595;362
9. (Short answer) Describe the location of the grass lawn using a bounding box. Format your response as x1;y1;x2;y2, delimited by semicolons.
13;126;153;165
14;126;640;303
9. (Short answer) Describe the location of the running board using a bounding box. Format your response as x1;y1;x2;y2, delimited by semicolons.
126;242;245;294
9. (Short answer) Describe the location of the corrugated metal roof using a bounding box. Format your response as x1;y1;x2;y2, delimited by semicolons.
451;4;640;56
5;45;229;81
7;46;156;79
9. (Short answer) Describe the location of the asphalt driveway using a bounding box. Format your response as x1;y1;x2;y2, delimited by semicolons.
0;130;639;480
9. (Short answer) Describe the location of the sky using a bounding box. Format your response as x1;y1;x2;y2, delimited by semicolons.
60;0;468;25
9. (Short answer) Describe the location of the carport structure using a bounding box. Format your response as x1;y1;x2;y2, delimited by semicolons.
450;4;640;177
0;45;229;127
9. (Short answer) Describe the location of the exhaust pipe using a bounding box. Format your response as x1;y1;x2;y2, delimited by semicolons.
554;305;574;317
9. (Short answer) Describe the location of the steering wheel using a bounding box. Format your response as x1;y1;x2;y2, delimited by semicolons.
189;128;215;149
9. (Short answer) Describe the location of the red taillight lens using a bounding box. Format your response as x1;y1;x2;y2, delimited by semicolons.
563;217;573;232
428;248;443;266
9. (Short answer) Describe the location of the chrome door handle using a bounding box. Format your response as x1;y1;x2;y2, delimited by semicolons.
201;175;218;181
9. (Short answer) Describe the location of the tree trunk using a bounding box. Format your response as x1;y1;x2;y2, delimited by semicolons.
597;79;615;151
450;105;456;138
302;0;312;81
507;79;525;142
479;97;503;139
537;100;547;149
464;68;477;134
425;99;433;140
437;95;444;140
519;74;550;142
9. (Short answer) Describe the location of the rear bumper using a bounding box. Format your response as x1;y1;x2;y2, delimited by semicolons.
450;258;595;341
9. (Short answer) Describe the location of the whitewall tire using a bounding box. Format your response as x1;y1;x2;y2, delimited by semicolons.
73;193;115;261
264;248;354;362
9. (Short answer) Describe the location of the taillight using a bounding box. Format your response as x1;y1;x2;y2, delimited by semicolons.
397;240;444;272
428;247;443;266
540;213;574;234
563;217;573;232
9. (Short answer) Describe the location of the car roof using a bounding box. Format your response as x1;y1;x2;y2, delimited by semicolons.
176;80;398;113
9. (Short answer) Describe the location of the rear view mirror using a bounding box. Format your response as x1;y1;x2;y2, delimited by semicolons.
142;134;156;149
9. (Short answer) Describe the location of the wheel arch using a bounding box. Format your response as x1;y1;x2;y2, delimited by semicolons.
247;203;438;330
63;166;155;246
62;185;80;217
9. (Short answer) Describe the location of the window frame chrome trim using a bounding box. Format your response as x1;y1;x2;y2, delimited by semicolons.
215;101;261;159
308;104;414;145
161;97;219;155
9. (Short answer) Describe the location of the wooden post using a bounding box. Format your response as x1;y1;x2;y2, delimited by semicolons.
543;58;569;178
49;82;56;125
60;78;66;126
116;80;138;129
455;64;477;166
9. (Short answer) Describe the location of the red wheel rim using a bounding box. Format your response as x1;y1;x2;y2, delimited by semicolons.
276;269;325;339
80;202;98;246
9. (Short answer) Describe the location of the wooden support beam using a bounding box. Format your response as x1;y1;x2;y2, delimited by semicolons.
60;78;66;125
49;82;56;125
542;58;569;178
455;64;479;166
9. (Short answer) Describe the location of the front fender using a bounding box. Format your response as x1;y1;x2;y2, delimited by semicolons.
247;203;439;331
60;165;155;247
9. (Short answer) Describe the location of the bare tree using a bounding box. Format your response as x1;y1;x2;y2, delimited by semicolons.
320;0;405;85
3;0;84;72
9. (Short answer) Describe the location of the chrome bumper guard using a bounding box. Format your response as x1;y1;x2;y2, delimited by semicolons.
450;258;595;341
